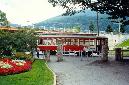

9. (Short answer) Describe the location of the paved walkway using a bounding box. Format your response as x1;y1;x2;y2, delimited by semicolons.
48;56;129;85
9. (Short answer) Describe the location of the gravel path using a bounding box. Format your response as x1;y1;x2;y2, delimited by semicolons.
48;56;129;85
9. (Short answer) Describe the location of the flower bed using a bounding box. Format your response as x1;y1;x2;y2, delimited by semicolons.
0;58;32;75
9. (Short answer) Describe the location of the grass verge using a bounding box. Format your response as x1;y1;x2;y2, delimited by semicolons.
0;60;53;85
116;39;129;48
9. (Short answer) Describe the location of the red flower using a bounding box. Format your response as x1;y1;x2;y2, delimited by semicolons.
0;58;32;75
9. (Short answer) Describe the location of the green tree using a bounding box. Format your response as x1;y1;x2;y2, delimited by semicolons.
0;30;11;50
0;29;38;56
13;30;38;52
0;10;9;27
105;25;113;33
89;21;95;33
0;30;14;56
48;0;129;25
120;24;126;33
127;30;129;33
73;25;81;33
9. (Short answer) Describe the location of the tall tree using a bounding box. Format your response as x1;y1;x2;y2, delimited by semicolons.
48;0;91;16
90;0;129;26
0;10;9;27
105;25;113;33
48;0;129;25
89;21;95;33
120;24;126;33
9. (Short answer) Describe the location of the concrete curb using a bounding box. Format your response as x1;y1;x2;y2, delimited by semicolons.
45;62;56;85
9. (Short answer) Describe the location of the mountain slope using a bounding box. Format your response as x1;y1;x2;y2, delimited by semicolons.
35;10;121;32
10;23;21;27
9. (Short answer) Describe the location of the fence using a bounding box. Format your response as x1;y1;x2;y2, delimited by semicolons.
108;49;129;60
122;50;129;59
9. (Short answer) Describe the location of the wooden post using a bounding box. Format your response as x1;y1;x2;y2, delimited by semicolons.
63;47;65;55
79;50;80;57
80;50;83;61
69;49;70;57
74;50;75;56
115;48;122;61
78;39;79;46
94;39;96;51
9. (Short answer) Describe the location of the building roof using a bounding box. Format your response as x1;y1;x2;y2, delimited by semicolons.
0;27;18;31
37;33;107;39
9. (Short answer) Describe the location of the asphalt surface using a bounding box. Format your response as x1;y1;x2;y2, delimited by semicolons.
48;56;129;85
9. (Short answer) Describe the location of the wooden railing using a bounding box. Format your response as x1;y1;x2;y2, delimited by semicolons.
109;49;129;60
121;50;129;59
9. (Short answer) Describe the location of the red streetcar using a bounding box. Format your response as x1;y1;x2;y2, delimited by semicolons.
36;31;108;56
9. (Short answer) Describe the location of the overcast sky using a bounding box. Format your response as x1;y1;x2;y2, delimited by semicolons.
0;0;65;25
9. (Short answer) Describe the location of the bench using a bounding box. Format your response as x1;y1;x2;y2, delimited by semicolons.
63;51;78;56
122;56;129;59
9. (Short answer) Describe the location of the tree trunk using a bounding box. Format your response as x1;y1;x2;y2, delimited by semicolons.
101;39;108;62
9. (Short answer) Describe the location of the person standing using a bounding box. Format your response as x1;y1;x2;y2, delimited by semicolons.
44;50;50;62
47;50;50;62
37;48;40;58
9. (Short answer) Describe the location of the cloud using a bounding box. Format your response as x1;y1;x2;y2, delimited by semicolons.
0;0;65;25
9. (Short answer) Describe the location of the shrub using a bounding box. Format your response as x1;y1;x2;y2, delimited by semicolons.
14;52;32;60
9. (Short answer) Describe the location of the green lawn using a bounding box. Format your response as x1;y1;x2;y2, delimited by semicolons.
0;60;53;85
116;39;129;48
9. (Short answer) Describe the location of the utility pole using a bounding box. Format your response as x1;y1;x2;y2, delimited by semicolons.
113;18;122;34
97;11;99;36
92;0;99;36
